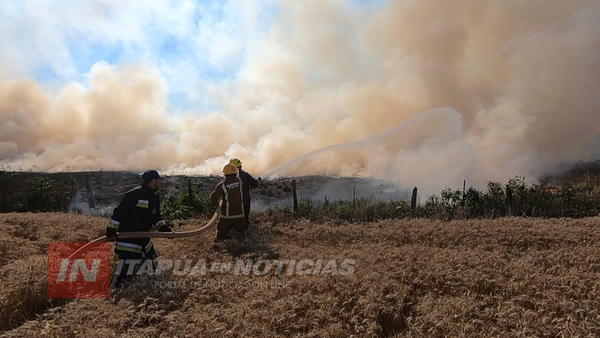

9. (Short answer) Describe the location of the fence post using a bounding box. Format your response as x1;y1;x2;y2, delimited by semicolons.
86;174;95;209
292;179;298;212
411;187;418;217
462;180;466;206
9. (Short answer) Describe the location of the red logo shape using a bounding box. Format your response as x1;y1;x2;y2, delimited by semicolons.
48;242;111;298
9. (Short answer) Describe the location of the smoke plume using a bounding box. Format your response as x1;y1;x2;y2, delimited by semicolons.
1;0;599;189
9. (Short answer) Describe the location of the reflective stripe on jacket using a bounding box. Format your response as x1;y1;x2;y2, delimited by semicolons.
106;183;166;258
115;239;154;255
210;175;245;219
108;184;165;233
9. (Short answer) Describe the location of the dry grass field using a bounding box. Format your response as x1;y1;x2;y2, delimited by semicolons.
0;212;599;337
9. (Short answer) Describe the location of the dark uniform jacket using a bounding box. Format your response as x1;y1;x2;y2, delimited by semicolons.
210;175;245;219
105;184;171;257
238;169;259;205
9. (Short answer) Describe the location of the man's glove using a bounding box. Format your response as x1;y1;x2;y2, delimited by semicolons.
158;224;176;239
161;226;176;239
258;177;262;181
159;225;173;232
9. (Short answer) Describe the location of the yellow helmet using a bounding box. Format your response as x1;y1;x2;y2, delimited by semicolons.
222;163;238;175
229;158;242;168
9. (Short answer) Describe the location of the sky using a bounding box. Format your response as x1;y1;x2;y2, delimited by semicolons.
1;0;600;189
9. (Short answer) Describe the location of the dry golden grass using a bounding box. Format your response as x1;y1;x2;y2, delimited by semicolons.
0;213;599;337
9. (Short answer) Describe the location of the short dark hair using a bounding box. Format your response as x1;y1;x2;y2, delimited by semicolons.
142;170;164;183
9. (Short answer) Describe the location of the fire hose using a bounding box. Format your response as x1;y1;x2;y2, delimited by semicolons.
66;204;221;260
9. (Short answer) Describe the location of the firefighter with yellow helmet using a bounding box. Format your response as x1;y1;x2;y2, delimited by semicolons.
228;158;260;230
210;163;246;240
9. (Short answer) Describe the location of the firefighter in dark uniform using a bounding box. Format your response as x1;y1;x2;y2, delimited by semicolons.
228;158;259;230
105;169;173;288
210;164;246;240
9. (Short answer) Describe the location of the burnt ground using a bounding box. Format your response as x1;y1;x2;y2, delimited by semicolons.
0;171;408;214
2;160;599;214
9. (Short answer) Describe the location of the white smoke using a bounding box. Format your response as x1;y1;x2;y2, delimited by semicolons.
1;0;599;189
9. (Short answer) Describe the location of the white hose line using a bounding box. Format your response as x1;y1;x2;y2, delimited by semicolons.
66;205;221;260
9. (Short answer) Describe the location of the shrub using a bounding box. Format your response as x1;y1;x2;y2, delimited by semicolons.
296;199;314;218
484;181;506;218
161;191;212;220
463;187;484;217
15;176;78;212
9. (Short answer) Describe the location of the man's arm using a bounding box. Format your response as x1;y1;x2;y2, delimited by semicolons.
106;191;136;238
210;182;224;208
153;194;172;232
243;171;259;188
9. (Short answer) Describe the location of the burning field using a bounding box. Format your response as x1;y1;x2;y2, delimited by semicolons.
0;212;599;337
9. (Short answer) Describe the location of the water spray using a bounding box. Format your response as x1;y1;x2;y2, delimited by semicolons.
260;107;461;178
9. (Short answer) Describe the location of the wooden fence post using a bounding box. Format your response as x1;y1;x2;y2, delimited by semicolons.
411;187;418;217
292;179;298;212
86;174;95;209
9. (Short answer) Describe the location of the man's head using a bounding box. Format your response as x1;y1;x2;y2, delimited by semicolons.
229;158;242;169
142;169;164;190
223;163;238;177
